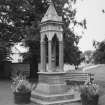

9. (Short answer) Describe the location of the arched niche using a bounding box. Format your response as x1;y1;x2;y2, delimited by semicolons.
52;34;59;67
43;35;48;63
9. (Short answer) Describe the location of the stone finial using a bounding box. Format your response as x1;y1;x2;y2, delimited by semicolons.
48;0;52;5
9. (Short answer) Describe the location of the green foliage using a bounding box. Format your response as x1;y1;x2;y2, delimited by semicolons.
11;74;32;93
80;83;99;105
83;50;93;63
102;9;105;13
0;39;10;62
61;0;86;66
93;40;105;64
0;0;47;64
0;0;86;71
0;0;48;42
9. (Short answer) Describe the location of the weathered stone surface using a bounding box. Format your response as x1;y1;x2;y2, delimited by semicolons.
31;72;81;105
31;97;80;105
31;92;74;102
31;1;81;105
38;72;65;84
33;72;67;94
32;83;67;94
41;1;62;23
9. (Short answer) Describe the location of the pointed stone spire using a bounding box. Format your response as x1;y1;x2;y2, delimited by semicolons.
41;0;62;23
48;0;53;5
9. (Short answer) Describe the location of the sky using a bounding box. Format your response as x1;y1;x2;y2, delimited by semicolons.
75;0;105;52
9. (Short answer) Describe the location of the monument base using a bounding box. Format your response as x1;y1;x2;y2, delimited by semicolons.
31;72;80;105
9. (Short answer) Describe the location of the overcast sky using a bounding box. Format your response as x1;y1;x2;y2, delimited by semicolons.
76;0;105;52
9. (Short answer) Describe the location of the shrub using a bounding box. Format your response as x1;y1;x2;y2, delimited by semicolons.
80;82;99;105
11;74;35;93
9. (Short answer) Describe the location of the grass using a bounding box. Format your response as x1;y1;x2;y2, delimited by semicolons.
86;64;105;85
86;64;105;81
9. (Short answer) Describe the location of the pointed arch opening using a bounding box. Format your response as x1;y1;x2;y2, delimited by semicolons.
44;35;48;64
52;34;59;69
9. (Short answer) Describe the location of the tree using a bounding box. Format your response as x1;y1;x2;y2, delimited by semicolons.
0;0;48;79
102;9;105;13
0;0;86;79
83;50;93;63
54;0;86;67
0;39;9;62
93;40;105;64
44;0;86;69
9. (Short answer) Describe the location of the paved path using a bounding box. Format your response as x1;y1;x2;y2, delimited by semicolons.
0;80;81;105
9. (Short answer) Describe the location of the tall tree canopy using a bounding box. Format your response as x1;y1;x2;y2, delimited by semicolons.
0;0;86;78
83;50;93;63
93;40;105;64
0;0;47;78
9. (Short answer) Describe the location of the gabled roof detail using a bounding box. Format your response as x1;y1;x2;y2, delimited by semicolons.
41;1;62;23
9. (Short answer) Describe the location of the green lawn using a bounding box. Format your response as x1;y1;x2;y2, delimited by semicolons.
86;64;105;90
86;64;105;81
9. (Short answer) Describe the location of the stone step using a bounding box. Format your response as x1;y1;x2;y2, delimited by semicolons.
31;92;80;102
31;91;76;102
32;90;74;97
31;97;80;105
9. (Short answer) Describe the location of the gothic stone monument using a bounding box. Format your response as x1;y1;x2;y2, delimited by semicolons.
31;1;80;105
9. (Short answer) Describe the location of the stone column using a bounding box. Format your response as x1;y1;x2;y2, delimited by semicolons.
59;41;64;71
48;40;52;72
40;41;46;72
52;43;56;72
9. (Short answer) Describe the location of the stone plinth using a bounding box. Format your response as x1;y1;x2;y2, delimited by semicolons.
31;72;80;105
32;72;67;94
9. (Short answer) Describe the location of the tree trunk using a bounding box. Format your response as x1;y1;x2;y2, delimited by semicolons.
29;58;38;82
75;65;78;70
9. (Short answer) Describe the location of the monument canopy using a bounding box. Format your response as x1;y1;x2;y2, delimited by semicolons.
41;1;62;23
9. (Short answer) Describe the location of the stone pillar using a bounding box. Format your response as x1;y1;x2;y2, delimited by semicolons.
52;43;56;72
40;41;46;72
59;41;64;71
48;40;52;72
